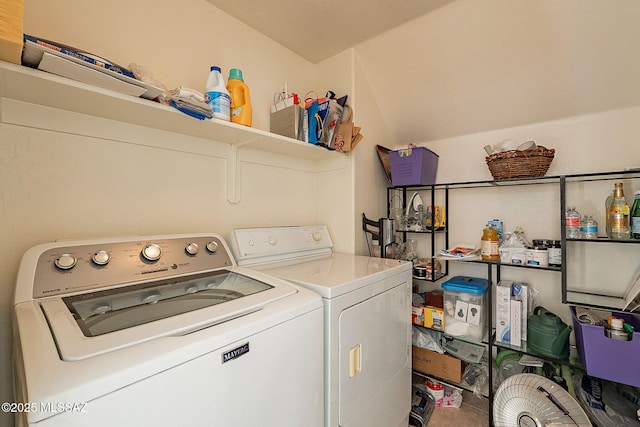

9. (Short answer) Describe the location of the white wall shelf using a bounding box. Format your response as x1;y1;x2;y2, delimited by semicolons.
0;61;340;161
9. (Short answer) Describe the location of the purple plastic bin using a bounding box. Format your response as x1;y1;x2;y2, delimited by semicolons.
389;147;439;187
571;306;640;386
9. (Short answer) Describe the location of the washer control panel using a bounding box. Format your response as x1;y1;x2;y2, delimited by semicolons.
31;234;232;299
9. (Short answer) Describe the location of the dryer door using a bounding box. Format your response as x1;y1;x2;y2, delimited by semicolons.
338;281;410;426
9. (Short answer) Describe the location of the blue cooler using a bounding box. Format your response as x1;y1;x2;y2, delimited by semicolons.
441;276;488;342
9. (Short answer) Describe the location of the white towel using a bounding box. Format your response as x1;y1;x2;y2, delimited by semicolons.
576;306;609;326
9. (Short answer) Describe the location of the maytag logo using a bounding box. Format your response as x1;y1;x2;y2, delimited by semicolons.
222;343;250;364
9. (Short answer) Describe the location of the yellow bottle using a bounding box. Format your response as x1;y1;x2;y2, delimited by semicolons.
609;182;631;239
481;224;500;261
227;68;252;127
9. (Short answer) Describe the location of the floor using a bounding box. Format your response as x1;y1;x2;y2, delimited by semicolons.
425;390;490;427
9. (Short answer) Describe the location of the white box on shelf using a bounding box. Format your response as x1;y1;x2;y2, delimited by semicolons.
495;282;511;344
511;282;528;341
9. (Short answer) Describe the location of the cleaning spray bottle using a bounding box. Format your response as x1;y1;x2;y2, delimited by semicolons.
227;68;252;126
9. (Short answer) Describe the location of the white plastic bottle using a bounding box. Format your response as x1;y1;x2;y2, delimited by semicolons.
205;66;231;121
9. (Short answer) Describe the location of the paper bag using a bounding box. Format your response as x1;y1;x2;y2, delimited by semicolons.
334;105;363;152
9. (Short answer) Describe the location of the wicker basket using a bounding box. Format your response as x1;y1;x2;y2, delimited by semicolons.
486;146;555;180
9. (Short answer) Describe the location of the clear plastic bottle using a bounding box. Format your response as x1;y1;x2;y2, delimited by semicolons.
608;182;631;240
631;190;640;239
565;206;581;239
227;68;252;126
405;239;418;264
579;215;598;239
205;66;231;121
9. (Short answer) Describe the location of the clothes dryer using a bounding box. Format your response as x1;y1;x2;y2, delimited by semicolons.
230;225;412;427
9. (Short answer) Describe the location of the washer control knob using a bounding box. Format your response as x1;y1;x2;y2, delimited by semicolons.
268;235;278;246
92;250;111;266
185;242;199;255
311;231;323;242
54;254;77;270
141;243;162;261
206;241;219;253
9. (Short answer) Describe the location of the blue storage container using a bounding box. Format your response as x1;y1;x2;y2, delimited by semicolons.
441;276;489;294
441;276;488;341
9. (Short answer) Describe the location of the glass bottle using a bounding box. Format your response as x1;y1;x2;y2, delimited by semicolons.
608;182;631;239
405;239;418;264
605;195;613;237
565;206;581;239
579;215;598;239
481;224;500;261
631;190;640;239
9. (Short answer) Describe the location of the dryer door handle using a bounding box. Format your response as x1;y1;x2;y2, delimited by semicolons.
349;344;361;378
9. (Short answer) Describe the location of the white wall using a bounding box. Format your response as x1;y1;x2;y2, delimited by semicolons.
355;0;640;144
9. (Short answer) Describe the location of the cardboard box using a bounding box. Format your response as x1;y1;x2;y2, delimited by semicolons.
412;305;445;331
412;305;425;326
424;291;444;309
424;306;444;331
0;0;24;65
412;346;465;383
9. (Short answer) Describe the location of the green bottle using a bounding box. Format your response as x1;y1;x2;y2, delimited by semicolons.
631;190;640;239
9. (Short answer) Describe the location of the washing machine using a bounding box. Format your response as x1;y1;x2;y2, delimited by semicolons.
230;225;412;427
12;233;324;427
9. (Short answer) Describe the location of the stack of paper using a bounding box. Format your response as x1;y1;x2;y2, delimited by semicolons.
437;245;480;261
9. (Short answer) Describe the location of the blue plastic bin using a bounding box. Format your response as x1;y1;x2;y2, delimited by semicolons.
441;276;488;341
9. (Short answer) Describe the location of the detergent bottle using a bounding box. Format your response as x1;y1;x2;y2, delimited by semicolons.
205;66;230;121
227;68;252;126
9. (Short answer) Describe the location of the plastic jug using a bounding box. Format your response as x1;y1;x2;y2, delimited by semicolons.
227;68;252;126
527;306;572;359
205;66;231;121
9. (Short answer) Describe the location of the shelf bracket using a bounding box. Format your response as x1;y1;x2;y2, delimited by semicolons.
226;144;245;204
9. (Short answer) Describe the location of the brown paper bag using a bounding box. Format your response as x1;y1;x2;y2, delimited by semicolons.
335;105;354;152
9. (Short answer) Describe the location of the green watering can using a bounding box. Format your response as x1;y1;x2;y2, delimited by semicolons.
527;306;572;359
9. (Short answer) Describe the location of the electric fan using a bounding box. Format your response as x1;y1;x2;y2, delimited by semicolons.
493;373;591;427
